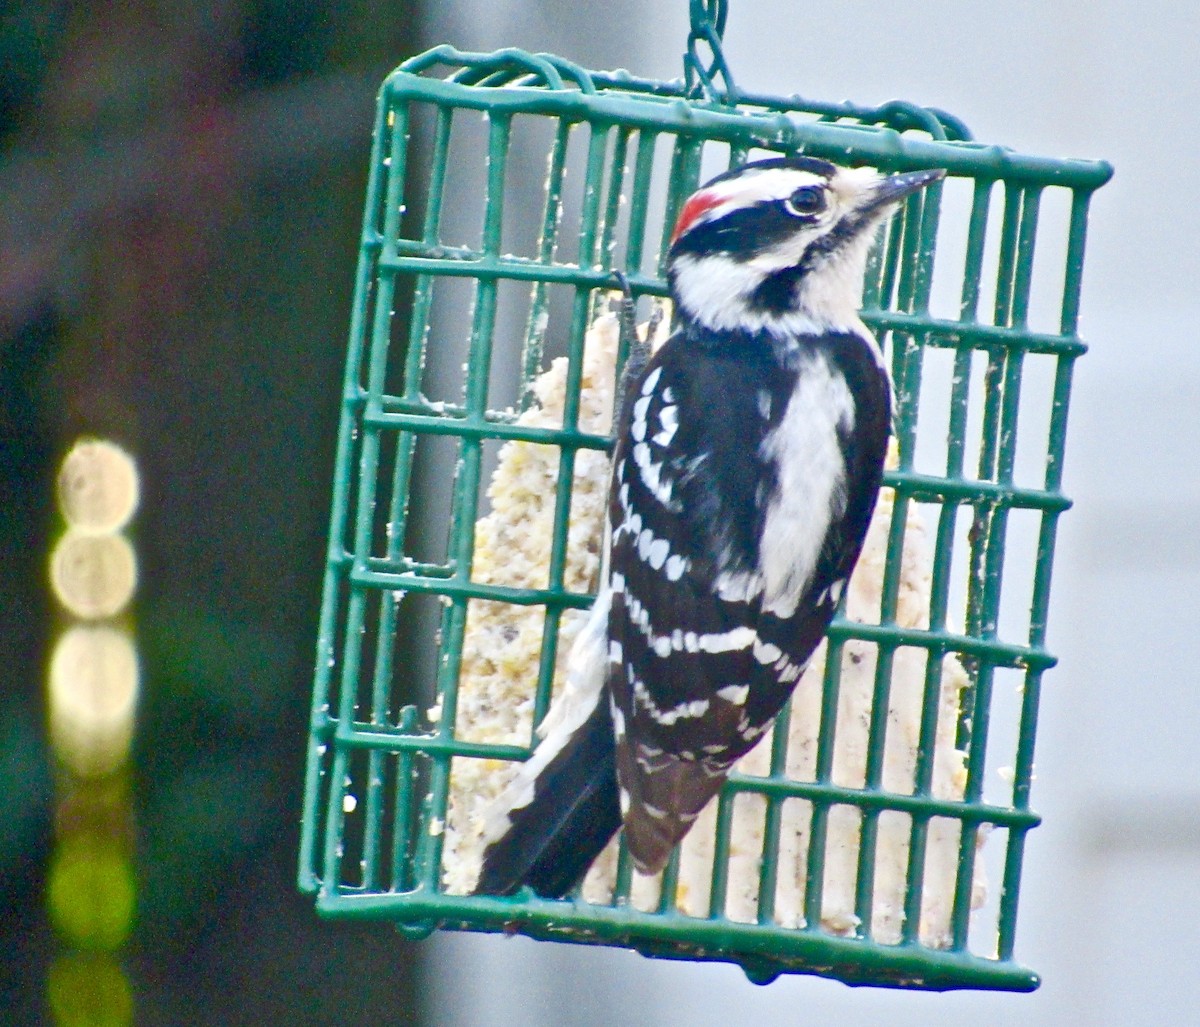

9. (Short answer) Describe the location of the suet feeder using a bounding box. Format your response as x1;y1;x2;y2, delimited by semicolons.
298;0;1112;991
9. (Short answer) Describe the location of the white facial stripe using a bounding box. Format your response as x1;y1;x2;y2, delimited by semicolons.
698;167;830;219
683;165;882;240
671;252;774;329
673;252;857;336
672;249;878;335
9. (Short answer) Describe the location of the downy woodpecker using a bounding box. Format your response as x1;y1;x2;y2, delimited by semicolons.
474;156;944;898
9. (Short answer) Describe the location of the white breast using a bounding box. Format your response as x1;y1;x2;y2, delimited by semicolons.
757;352;855;618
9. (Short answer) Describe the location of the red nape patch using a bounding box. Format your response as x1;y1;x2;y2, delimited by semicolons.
670;190;723;244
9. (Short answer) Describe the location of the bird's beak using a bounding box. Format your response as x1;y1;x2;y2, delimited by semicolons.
862;168;946;215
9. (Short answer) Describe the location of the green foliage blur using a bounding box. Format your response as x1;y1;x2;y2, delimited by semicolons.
0;2;426;1022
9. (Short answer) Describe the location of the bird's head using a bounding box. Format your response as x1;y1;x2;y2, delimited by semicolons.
666;157;945;336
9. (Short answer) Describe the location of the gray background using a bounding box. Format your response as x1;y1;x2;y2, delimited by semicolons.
417;4;1200;1025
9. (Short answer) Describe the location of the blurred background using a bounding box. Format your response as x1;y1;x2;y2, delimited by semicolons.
3;3;1197;1025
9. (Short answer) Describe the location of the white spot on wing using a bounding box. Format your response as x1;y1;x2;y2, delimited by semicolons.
631;674;711;725
716;684;749;705
698;626;756;653
640;366;662;396
632;438;674;506
652;403;678;447
631;394;652;442
741;720;769;741
753;639;783;665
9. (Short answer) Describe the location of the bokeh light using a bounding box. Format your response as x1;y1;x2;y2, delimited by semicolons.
47;833;137;951
56;439;140;535
45;438;141;1024
46;952;134;1027
48;626;139;778
49;532;137;621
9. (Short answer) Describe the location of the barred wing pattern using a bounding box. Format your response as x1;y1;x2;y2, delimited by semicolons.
606;326;891;873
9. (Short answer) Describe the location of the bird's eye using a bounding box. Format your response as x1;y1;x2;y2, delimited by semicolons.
785;186;827;217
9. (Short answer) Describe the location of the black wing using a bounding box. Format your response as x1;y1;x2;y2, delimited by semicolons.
606;328;890;873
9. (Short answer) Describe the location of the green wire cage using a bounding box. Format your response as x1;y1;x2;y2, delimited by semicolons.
298;3;1112;992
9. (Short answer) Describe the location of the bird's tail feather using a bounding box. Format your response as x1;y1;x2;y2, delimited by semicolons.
473;698;621;898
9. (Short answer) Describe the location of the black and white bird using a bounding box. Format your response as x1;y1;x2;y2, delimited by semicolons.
474;156;944;898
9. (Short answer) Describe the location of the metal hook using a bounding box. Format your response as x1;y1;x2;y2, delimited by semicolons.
684;0;737;105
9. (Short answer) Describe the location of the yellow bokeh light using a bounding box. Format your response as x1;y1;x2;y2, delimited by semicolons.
57;439;140;535
47;833;136;952
47;951;134;1027
50;531;137;620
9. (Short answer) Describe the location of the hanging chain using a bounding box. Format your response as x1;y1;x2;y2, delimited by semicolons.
684;0;737;104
